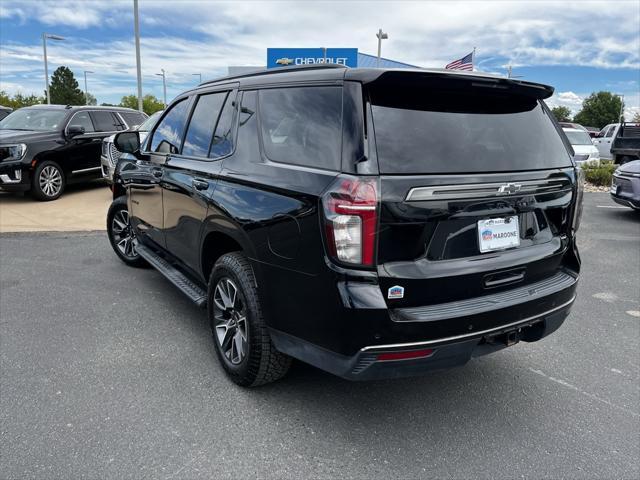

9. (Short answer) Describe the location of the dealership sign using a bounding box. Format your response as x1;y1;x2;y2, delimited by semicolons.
267;48;358;68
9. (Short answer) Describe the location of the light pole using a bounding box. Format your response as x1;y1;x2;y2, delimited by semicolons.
42;33;65;104
615;94;625;121
133;0;143;113
156;69;167;107
83;70;94;105
192;73;202;84
376;29;388;68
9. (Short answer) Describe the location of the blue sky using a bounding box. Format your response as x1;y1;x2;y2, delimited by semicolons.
1;0;639;118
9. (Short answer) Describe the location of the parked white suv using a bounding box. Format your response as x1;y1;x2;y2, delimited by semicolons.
562;127;600;165
101;110;161;183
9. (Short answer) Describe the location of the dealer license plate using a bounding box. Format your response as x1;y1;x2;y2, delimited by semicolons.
478;216;520;253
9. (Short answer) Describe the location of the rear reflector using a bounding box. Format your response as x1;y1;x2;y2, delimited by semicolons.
376;349;434;361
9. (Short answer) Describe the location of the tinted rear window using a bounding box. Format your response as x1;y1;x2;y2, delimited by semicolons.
259;86;342;170
120;111;147;128
370;89;571;174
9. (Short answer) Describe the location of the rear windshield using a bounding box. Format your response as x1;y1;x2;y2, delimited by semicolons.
370;88;571;174
563;130;592;146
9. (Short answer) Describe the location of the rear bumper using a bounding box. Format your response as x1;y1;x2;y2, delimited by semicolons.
270;296;574;381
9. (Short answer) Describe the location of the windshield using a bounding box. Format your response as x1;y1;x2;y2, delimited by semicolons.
369;87;572;174
0;109;67;132
138;111;162;132
563;130;592;146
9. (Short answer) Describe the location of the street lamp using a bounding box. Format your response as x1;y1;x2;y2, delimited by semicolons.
156;69;167;107
192;73;202;84
133;0;143;113
42;33;66;104
83;70;94;105
376;29;388;68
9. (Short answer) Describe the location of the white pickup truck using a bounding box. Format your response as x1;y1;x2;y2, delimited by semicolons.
593;123;620;160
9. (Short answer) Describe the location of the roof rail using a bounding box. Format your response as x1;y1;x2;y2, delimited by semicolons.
200;63;348;86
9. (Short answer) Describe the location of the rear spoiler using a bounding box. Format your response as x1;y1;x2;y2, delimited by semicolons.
348;69;554;100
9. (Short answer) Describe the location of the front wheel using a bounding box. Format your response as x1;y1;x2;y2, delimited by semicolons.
31;160;65;201
107;196;147;267
208;252;291;386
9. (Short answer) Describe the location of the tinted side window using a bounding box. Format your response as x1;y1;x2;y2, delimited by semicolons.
120;111;147;129
150;99;190;154
605;126;615;138
68;112;95;132
91;111;119;132
210;93;235;158
258;86;342;170
182;92;227;158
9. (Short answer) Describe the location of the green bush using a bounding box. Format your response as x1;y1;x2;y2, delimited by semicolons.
581;161;617;186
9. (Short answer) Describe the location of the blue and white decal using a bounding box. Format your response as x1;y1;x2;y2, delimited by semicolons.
387;285;405;299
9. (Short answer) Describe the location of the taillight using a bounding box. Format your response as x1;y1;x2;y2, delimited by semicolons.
572;167;585;233
322;175;379;267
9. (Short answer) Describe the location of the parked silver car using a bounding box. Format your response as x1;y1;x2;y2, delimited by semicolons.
101;110;161;183
611;160;640;210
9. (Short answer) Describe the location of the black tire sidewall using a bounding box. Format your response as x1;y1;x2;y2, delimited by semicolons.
32;160;65;201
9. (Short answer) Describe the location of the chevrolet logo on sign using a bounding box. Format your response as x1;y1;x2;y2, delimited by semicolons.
275;57;294;66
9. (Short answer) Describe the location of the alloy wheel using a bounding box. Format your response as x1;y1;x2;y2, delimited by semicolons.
213;277;248;365
39;166;63;197
111;209;137;258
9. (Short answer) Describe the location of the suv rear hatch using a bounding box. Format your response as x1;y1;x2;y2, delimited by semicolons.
365;72;578;309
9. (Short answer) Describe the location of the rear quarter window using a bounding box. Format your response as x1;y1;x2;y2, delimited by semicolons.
370;88;572;174
258;86;342;171
120;111;147;129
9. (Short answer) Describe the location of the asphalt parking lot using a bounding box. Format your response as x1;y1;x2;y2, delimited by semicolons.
0;192;638;479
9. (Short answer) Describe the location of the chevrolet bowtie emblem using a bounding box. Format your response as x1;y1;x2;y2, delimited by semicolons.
497;183;522;194
275;57;294;66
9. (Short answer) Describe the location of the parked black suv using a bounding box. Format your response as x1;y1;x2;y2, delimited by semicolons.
107;65;582;386
0;105;147;200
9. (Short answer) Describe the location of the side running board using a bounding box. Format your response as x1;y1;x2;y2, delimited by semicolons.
135;242;207;308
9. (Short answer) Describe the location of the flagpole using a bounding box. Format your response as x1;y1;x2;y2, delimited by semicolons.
472;46;476;71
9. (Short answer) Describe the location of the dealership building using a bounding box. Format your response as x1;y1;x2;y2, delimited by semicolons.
228;48;417;75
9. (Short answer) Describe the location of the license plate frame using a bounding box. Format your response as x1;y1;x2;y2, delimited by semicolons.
478;216;520;253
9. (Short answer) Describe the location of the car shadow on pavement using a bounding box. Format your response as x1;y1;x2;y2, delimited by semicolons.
0;179;107;202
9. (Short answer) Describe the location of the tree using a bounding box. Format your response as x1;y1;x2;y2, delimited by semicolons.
551;106;572;122
573;92;624;129
49;66;85;105
120;94;164;115
0;90;44;109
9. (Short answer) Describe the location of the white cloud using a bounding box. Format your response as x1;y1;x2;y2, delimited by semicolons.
0;0;638;105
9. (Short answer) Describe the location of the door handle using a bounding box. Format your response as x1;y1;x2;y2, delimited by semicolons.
192;178;209;191
152;168;163;178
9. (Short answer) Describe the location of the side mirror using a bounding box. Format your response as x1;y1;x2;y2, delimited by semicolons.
114;131;140;154
67;125;85;138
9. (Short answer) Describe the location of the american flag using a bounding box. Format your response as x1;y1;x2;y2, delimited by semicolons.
445;51;474;71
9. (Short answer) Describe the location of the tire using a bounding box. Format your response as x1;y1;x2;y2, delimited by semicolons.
208;252;291;386
31;160;65;201
107;196;147;267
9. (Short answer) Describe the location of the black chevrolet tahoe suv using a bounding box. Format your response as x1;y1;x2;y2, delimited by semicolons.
107;65;582;386
0;105;146;200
